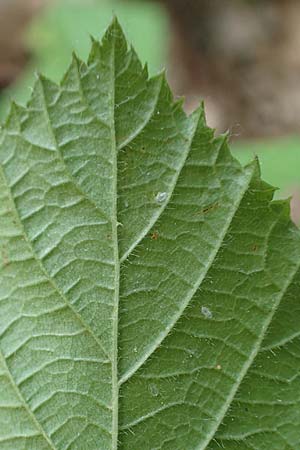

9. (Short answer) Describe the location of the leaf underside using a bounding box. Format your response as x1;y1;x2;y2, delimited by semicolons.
0;18;300;450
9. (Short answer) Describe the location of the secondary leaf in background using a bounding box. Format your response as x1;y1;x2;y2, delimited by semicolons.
1;18;300;450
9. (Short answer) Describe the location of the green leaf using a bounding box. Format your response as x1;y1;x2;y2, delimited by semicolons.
1;18;300;450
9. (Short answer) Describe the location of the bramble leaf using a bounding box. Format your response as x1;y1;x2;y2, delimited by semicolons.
0;18;300;450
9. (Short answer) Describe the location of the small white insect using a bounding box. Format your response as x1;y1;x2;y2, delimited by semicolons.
149;383;159;397
201;306;213;319
155;192;167;204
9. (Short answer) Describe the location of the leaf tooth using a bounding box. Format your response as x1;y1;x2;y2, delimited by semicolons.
3;102;21;133
88;16;129;70
61;52;88;93
87;37;102;66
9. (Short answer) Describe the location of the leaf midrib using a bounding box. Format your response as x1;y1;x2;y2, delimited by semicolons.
108;25;120;450
34;55;121;447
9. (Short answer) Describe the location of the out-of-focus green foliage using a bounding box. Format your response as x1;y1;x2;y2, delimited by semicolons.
0;0;169;119
233;136;300;195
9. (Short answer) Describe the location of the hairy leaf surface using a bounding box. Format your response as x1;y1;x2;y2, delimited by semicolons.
0;19;300;450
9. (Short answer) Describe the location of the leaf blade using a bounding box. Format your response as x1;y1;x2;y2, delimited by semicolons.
1;18;300;450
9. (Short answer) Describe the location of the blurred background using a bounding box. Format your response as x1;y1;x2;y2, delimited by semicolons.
0;0;299;222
